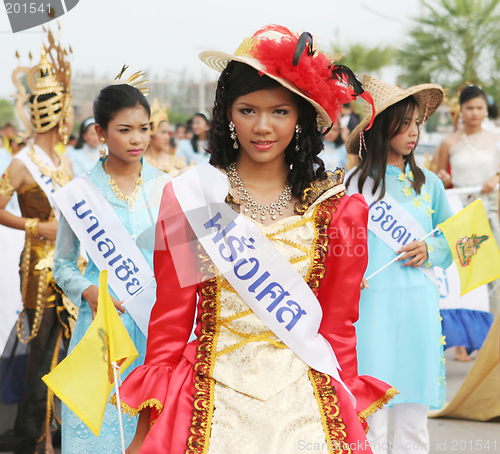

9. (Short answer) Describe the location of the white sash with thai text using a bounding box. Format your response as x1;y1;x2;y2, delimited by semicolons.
14;143;62;215
171;163;354;404
52;175;155;336
347;172;437;285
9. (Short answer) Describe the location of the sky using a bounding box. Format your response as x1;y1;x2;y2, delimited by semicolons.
0;0;423;99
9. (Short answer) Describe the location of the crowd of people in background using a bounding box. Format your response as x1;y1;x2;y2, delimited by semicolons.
0;24;499;454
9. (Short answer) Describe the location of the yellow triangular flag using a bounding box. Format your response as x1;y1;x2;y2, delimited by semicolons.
438;199;500;295
42;271;138;436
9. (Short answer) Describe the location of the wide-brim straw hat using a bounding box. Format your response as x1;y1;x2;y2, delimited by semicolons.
346;75;444;154
199;25;368;128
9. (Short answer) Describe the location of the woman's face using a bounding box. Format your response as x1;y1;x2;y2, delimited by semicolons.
461;96;487;128
82;123;100;148
228;86;298;167
192;115;209;138
150;121;170;152
324;123;340;143
96;105;150;165
388;107;419;161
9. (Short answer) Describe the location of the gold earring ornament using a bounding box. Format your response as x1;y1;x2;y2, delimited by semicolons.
99;137;107;158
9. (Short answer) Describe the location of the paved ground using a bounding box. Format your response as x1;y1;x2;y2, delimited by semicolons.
425;349;500;454
0;348;498;453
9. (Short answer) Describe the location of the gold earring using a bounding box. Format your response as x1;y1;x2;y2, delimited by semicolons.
99;137;107;159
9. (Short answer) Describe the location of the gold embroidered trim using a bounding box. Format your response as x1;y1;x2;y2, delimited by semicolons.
186;246;221;454
357;387;399;423
264;216;310;238
308;369;351;454
109;395;164;418
219;279;236;293
305;193;343;292
0;167;15;196
17;241;52;343
215;332;286;357
219;308;253;324
295;169;345;215
273;237;309;255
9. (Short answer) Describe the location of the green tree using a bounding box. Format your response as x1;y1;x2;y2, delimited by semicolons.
331;43;395;77
397;0;500;99
0;99;17;128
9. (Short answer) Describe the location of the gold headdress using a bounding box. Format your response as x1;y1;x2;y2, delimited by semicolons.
12;26;72;144
150;99;169;135
113;65;149;95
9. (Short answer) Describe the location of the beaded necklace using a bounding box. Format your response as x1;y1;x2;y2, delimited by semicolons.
227;162;292;224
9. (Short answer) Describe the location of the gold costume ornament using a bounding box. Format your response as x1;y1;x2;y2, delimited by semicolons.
150;98;169;135
99;137;107;159
113;64;149;95
25;218;39;237
12;26;72;145
28;143;72;188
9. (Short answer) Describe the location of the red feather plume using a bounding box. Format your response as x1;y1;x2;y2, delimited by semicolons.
250;27;359;125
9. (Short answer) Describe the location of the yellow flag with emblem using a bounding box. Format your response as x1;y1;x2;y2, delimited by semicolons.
438;199;500;295
42;270;138;436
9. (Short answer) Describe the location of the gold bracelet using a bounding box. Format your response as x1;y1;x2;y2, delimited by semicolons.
25;218;39;237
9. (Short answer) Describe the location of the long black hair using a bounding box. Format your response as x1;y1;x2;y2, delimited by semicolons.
346;96;425;200
190;113;210;153
93;84;150;131
208;61;326;198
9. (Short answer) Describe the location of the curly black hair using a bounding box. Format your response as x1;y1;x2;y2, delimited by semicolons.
208;61;327;198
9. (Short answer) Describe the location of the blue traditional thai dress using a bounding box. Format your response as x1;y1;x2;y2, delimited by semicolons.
53;159;171;453
349;164;453;409
176;139;210;165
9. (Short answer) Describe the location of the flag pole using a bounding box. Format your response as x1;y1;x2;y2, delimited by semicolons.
112;362;126;454
366;227;441;281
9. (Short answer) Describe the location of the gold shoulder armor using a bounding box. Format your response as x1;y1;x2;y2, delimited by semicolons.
0;166;16;197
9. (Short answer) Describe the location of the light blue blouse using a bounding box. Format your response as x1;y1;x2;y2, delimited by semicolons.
53;159;171;453
66;143;101;177
176;138;210;165
349;164;453;409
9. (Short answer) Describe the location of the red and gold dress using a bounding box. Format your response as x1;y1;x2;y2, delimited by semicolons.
118;172;397;453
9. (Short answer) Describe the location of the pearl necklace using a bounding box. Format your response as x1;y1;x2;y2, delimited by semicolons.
227;162;292;224
462;131;482;154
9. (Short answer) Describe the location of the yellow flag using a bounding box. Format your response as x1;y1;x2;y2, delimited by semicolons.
439;199;500;295
42;271;138;436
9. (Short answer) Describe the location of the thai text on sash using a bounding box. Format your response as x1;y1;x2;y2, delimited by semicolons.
169;163;354;404
347;172;437;285
52;175;155;336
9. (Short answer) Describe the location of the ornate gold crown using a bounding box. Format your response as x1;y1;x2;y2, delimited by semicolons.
150;98;169;135
12;26;72;144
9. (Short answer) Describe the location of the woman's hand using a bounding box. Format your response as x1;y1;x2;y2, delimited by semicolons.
125;408;151;453
82;284;126;319
126;440;142;454
437;169;452;188
481;174;499;194
37;221;59;241
360;277;369;290
397;241;429;268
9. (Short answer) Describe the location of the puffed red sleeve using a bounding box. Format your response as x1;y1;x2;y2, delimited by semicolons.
317;193;397;426
117;183;198;422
